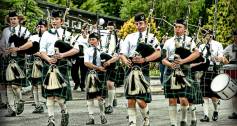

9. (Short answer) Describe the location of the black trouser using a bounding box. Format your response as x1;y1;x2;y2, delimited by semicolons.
71;58;87;90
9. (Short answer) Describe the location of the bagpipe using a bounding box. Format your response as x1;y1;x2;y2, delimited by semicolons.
135;9;160;62
8;25;39;55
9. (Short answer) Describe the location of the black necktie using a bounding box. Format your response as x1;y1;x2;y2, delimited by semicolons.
92;47;97;65
138;32;142;43
206;43;211;57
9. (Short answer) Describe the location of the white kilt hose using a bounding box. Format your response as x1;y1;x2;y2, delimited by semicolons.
42;59;72;101
124;62;152;103
85;70;107;99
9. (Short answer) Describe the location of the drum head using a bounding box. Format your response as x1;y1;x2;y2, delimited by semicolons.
211;74;230;92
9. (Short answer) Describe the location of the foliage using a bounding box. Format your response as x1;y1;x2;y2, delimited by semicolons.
79;0;105;14
0;0;44;33
203;0;237;47
47;0;77;8
120;0;150;20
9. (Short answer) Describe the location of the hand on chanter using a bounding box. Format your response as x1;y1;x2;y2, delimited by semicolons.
132;55;145;64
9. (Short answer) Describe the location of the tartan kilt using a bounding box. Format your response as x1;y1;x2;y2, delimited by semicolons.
86;71;107;99
42;59;72;101
124;63;152;103
5;55;29;87
0;56;8;85
189;71;204;104
163;65;194;100
105;61;125;87
25;55;43;86
200;67;220;98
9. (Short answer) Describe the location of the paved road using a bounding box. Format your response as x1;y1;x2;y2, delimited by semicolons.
0;94;237;126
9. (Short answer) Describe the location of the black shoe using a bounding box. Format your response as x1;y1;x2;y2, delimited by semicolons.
113;99;117;107
32;105;44;113
86;118;95;125
105;105;113;114
180;121;187;126
47;116;55;126
61;110;69;126
100;115;107;124
200;115;210;122
190;120;197;126
73;85;79;90
5;110;16;117
32;103;36;106
228;112;237;119
16;100;25;115
212;111;218;121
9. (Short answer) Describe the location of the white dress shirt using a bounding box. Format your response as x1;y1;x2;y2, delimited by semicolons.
199;40;223;65
0;25;30;53
223;43;237;62
163;35;196;61
120;31;160;57
40;27;70;56
84;46;102;66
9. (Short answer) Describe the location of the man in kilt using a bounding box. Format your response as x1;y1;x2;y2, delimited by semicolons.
71;23;89;91
1;11;31;117
84;32;107;125
8;19;48;113
120;12;160;126
162;19;201;126
198;30;224;122
100;21;120;114
222;29;237;119
40;10;74;126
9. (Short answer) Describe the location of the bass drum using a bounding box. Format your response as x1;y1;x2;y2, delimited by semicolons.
211;73;237;100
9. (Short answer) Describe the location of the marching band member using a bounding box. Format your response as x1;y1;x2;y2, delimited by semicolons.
7;19;48;113
1;11;30;117
71;23;90;91
199;30;224;122
84;32;107;125
162;19;200;126
120;12;160;126
223;29;237;119
40;10;73;126
100;21;119;114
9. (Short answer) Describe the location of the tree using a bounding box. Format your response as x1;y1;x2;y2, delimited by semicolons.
203;0;237;47
0;0;44;33
79;0;105;14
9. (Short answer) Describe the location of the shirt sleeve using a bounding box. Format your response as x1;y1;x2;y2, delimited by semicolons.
119;35;130;56
39;32;48;52
84;48;90;63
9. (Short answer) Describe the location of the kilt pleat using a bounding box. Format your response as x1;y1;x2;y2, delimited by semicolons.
200;69;220;98
163;66;195;100
42;60;72;101
124;63;152;103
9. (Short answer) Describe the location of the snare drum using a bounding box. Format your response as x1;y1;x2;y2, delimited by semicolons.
211;74;237;100
223;64;237;79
